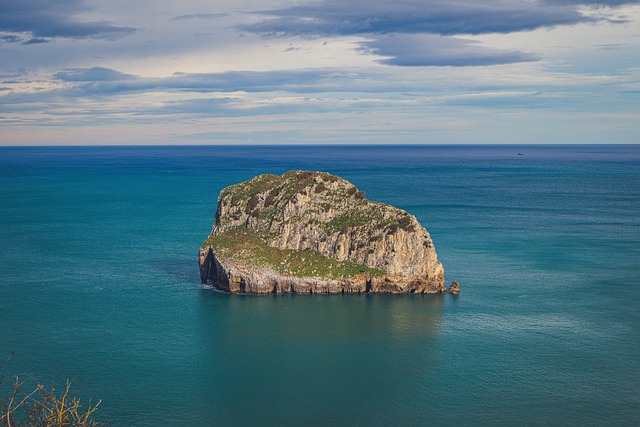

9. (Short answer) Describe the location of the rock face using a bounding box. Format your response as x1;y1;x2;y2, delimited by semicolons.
199;171;446;294
448;280;460;295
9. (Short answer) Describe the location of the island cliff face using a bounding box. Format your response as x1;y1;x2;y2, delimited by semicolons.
199;171;446;294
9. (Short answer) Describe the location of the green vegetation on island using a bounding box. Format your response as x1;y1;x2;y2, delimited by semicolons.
203;227;385;279
199;170;446;294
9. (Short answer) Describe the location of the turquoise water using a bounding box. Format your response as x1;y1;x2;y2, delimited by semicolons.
1;145;638;426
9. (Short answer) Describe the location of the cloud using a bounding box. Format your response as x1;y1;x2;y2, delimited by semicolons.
50;67;354;95
54;67;136;82
544;0;640;5
434;91;550;108
244;0;593;37
363;34;539;66
172;13;228;21
23;37;51;45
241;0;640;66
1;34;22;43
166;70;327;92
2;0;638;145
0;0;135;40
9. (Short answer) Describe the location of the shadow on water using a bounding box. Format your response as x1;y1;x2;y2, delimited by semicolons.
148;258;201;283
194;291;447;425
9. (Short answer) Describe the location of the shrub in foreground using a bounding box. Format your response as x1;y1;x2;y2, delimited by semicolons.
1;356;104;427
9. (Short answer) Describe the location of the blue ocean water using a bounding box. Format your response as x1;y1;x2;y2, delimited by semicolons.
0;145;638;426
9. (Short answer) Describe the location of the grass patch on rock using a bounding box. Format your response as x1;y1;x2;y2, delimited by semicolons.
203;227;385;279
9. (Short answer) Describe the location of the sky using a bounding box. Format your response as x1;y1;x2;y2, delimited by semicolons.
1;0;639;145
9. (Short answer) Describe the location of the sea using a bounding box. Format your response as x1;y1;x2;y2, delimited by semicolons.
0;145;638;426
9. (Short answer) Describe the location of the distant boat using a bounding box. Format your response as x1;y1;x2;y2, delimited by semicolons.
517;153;524;156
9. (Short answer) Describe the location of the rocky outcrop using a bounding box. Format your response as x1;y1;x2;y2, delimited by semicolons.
448;280;460;295
199;170;448;294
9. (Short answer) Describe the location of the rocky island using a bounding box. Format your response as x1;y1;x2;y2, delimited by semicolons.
199;171;454;294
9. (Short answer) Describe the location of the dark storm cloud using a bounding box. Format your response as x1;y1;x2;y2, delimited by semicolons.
363;35;539;67
0;0;135;40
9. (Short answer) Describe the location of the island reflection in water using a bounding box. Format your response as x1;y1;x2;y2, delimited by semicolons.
196;291;447;425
